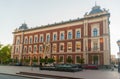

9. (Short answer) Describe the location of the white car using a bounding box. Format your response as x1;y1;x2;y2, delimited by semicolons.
114;64;118;68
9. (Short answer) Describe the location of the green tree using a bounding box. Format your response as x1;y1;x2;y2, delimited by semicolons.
40;58;46;66
47;58;55;64
32;58;38;63
0;44;12;64
80;58;84;64
66;57;73;64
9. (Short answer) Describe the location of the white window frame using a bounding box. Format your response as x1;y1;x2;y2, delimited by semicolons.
24;36;28;44
24;46;27;53
75;29;81;39
75;41;81;52
33;45;37;53
53;32;57;41
75;55;81;64
46;33;50;42
16;36;20;45
28;46;32;53
59;55;64;63
34;35;38;43
40;34;44;42
91;39;100;51
52;43;57;53
60;31;65;40
67;30;72;40
39;45;43;53
91;23;100;37
29;36;33;44
67;42;72;52
59;43;64;52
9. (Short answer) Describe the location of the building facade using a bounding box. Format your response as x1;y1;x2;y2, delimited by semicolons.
11;5;111;65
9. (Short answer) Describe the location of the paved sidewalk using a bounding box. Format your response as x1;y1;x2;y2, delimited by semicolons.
0;66;120;79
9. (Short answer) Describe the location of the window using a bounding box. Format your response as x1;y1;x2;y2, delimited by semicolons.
46;35;50;42
66;55;72;63
28;46;32;52
40;36;43;42
34;36;38;43
53;44;57;52
67;55;72;59
24;38;28;44
76;56;80;63
93;28;98;37
24;47;27;53
16;48;18;53
68;32;72;39
29;37;32;44
39;45;43;52
16;37;20;45
67;43;72;51
59;56;64;63
76;42;81;51
53;34;57;41
93;42;98;50
34;46;37;53
16;39;20;45
60;44;64;51
76;31;80;38
45;44;50;52
60;33;64;40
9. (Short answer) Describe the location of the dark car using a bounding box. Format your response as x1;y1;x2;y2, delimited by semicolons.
15;63;22;66
84;64;98;69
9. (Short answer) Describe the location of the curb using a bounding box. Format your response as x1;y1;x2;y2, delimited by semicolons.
17;72;83;79
0;73;45;79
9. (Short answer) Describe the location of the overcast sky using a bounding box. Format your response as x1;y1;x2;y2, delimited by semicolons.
0;0;120;57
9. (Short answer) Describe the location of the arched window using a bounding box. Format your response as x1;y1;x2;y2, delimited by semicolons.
34;37;38;43
76;31;80;38
34;46;37;52
25;38;28;44
93;28;98;37
39;45;43;52
40;36;43;42
53;34;57;41
29;38;32;44
16;48;18;53
16;39;20;45
24;47;27;53
28;47;32;52
68;32;72;39
47;35;50;42
61;33;64;40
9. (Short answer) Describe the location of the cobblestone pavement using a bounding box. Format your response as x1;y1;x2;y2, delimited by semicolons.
0;66;120;79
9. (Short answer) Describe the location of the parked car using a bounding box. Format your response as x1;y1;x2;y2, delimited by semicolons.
114;64;118;68
84;64;98;69
15;63;22;66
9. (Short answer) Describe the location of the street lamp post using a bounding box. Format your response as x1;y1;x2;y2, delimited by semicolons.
117;40;120;73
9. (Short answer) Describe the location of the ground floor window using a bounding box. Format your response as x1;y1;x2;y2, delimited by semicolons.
59;55;64;63
76;55;81;63
92;55;99;64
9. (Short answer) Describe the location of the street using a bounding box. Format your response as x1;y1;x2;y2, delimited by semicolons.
0;74;32;79
0;65;120;79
